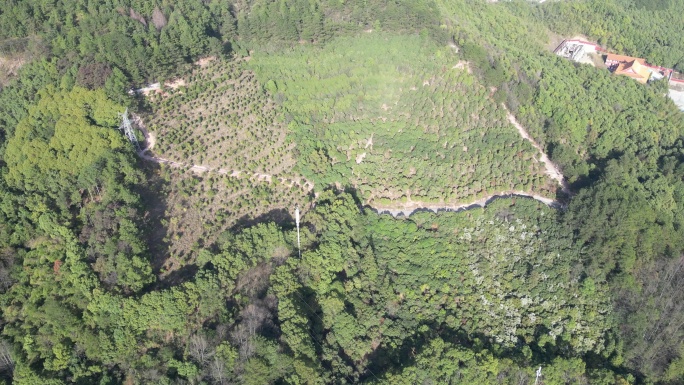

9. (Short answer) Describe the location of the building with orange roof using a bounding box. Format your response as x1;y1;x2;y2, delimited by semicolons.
614;59;651;83
605;53;644;67
605;53;653;83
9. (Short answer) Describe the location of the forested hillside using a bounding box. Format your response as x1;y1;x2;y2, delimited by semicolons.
0;0;683;384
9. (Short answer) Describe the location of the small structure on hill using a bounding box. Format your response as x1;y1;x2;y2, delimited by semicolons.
554;40;603;66
554;40;601;56
670;72;684;88
669;73;684;111
555;38;684;109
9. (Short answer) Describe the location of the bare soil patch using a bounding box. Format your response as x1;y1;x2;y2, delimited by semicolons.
0;56;27;86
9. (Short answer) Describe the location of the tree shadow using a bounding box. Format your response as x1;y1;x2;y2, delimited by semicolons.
135;160;172;275
153;264;199;291
230;207;296;233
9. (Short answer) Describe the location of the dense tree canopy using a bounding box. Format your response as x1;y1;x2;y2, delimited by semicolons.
0;0;683;384
515;0;684;71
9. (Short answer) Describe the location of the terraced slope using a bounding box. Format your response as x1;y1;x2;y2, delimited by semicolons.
148;60;295;176
143;60;311;263
249;34;559;207
142;34;565;261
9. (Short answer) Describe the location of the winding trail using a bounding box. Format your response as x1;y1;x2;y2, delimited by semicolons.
131;104;567;218
132;113;314;192
503;105;570;195
369;191;558;217
364;106;570;217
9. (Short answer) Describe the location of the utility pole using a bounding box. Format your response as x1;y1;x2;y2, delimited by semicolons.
118;108;140;151
535;366;542;385
295;205;301;258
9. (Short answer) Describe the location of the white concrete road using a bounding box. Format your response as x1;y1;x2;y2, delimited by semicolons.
669;89;684;111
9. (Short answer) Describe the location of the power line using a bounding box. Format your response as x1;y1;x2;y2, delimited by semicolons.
118;108;140;151
287;209;380;383
295;205;301;258
535;366;542;385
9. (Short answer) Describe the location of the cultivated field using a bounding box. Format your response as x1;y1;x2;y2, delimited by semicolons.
143;60;311;269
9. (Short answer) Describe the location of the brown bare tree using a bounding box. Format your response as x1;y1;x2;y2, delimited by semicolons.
235;263;272;298
0;341;15;377
230;302;273;359
189;334;214;365
209;356;229;384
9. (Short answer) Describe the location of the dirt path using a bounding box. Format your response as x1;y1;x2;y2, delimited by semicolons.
132;115;314;191
503;105;570;194
364;107;569;217
131;113;155;153
130;103;566;218
369;191;558;217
